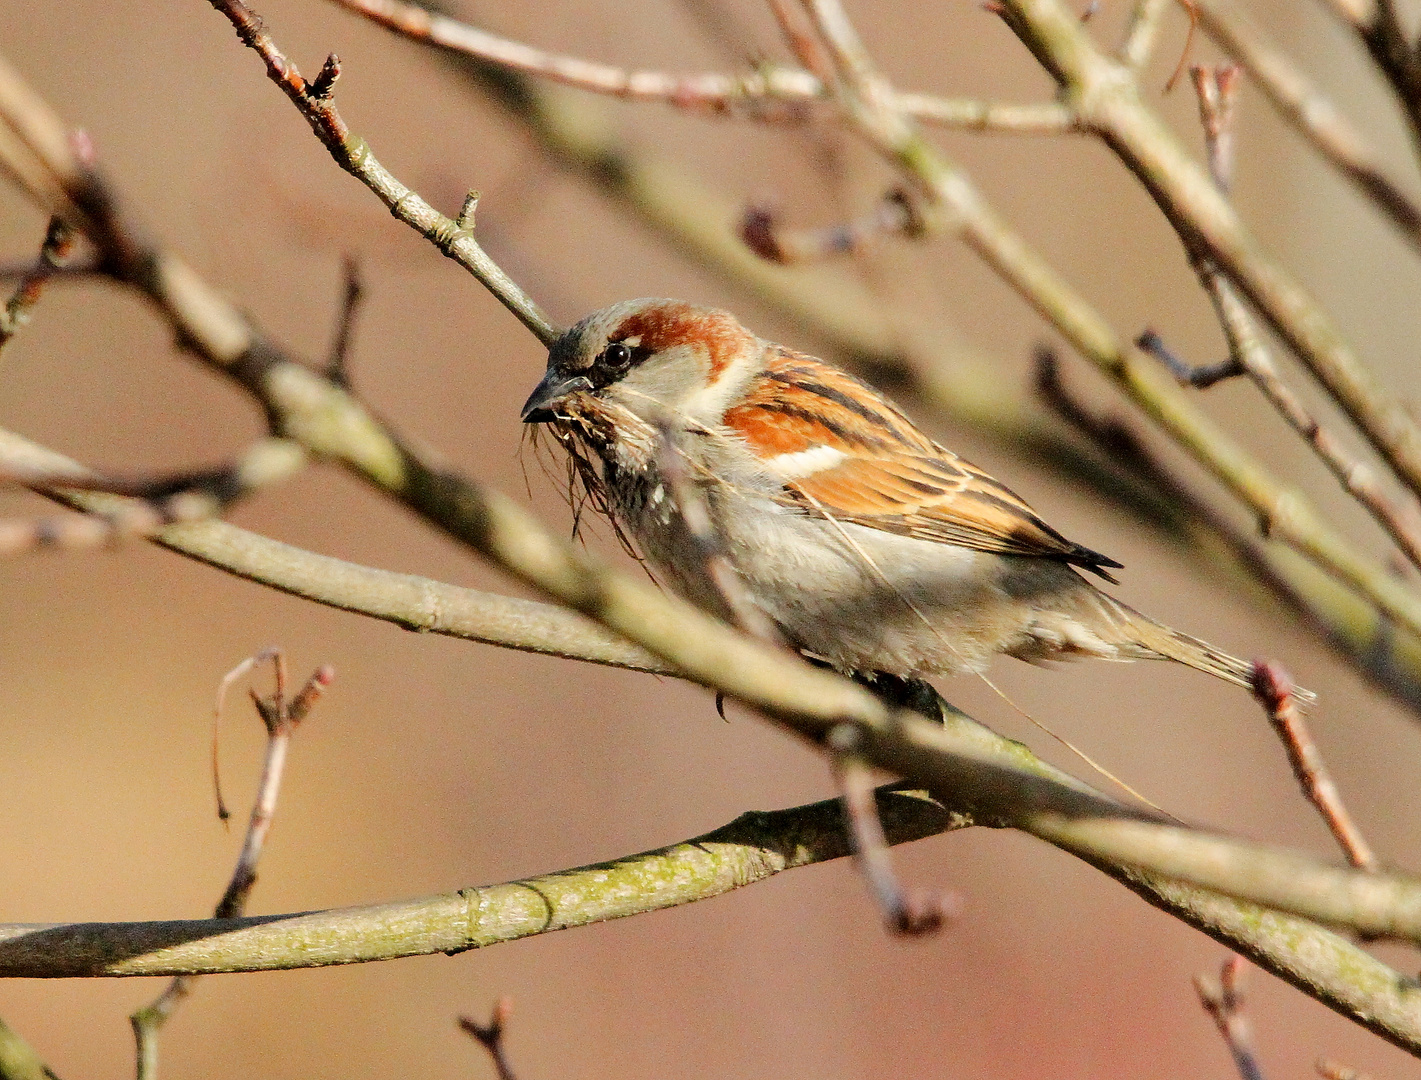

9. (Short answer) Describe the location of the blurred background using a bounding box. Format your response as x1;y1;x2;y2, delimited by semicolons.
2;0;1421;1075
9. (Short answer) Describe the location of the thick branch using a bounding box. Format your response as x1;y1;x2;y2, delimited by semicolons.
6;431;1421;1047
0;788;960;977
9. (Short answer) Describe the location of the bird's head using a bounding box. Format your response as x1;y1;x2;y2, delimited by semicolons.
521;298;761;433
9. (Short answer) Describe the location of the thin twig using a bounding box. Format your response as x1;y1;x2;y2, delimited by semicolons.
828;724;953;936
324;255;363;387
1251;661;1377;871
1137;329;1241;387
458;999;517;1080
1196;955;1268;1080
0;215;74;352
1342;0;1421;164
206;0;557;345
1117;0;1174;69
197;6;1421;949
1033;349;1421;709
324;0;1079;133
999;0;1421;510
6;409;1421;1047
9;16;1413;950
7;13;1421;1050
131;652;333;1080
444;36;1421;707
771;1;1421;648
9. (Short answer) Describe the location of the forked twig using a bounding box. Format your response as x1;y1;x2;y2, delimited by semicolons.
459;998;518;1080
1193;0;1421;253
1196;955;1267;1080
741;188;924;264
1137;329;1240;388
131;651;333;1080
325;0;1078;133
1034;348;1421;710
1151;65;1421;573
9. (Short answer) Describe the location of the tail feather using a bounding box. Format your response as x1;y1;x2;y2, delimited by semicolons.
1107;596;1317;707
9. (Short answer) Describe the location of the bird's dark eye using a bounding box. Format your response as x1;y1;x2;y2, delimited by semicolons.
603;342;632;371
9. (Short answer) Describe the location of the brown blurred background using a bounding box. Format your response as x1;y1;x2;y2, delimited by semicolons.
2;0;1421;1076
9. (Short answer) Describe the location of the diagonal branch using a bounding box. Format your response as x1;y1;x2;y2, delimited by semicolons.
999;0;1421;507
0;437;308;556
5;426;1421;1049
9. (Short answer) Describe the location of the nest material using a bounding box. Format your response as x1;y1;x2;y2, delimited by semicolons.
526;392;651;561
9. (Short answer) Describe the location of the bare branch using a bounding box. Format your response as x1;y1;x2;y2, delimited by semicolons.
4;15;1421;1055
1033;350;1421;711
0;428;673;675
1137;329;1242;388
0;786;966;976
1252;661;1378;872
1191;0;1421;250
740;188;925;264
999;0;1421;508
774;2;1421;652
191;3;1421;950
325;0;1079;133
206;1;556;346
1333;0;1421;163
829;724;954;936
447;36;1421;707
0;437;308;556
1155;65;1421;573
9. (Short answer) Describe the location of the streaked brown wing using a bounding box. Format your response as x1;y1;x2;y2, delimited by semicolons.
723;346;1123;580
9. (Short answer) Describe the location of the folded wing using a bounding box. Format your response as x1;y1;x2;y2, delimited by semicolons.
721;346;1123;581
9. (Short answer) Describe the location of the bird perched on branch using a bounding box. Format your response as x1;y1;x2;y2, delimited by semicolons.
523;297;1304;699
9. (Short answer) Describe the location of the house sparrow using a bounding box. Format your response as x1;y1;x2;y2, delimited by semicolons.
523;297;1294;697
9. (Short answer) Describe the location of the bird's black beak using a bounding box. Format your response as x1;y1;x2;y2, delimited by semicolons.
521;371;592;423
